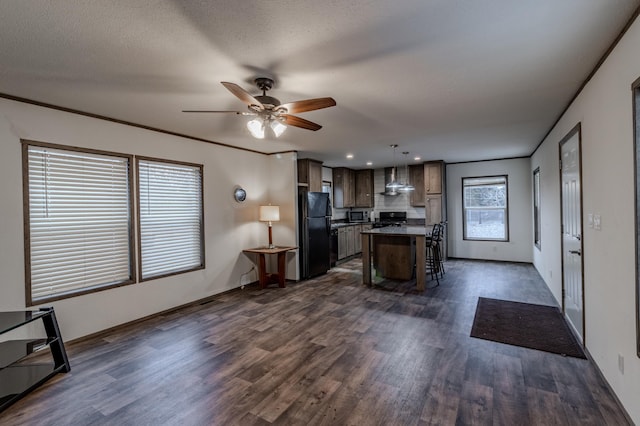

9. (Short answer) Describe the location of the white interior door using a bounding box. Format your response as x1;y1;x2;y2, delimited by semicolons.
561;128;584;343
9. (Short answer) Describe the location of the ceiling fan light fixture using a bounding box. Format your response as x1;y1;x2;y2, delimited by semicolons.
247;118;265;139
270;119;287;137
184;79;335;135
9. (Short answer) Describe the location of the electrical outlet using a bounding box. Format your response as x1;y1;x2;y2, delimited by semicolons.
618;354;624;374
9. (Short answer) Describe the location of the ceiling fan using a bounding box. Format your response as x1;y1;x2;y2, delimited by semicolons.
182;78;336;139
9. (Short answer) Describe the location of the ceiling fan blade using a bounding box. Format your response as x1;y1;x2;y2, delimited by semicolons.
182;110;254;115
277;97;336;114
221;82;264;110
280;114;322;131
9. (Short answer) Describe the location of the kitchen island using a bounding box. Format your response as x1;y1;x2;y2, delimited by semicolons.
361;226;432;291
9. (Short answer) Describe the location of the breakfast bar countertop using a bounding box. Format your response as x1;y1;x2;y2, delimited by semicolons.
361;225;432;236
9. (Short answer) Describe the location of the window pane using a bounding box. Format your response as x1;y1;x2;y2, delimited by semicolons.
465;209;506;239
138;159;204;280
463;175;508;241
464;183;506;208
25;143;133;304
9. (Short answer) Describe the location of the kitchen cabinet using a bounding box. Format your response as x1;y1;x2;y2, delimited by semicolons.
346;225;355;256
0;308;70;413
333;167;355;208
297;159;323;192
354;169;374;208
334;168;374;208
424;160;446;260
424;161;443;194
409;164;425;207
335;224;369;260
337;227;348;260
353;224;363;253
425;195;442;225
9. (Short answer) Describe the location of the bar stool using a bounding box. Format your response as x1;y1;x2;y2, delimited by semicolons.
436;221;446;276
426;223;442;285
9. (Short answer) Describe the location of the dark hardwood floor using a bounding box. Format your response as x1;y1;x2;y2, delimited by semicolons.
1;258;630;425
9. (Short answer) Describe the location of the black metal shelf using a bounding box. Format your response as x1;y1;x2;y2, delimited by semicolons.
0;308;70;413
0;338;53;368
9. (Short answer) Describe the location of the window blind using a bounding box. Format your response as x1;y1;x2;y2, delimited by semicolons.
138;159;203;280
26;145;133;303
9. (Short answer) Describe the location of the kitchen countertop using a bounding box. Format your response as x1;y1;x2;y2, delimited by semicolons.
330;222;372;229
361;225;432;236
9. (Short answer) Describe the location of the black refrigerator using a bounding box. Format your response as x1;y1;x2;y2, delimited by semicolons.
299;190;332;279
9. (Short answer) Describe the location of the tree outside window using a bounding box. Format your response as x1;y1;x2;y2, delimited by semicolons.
463;175;508;241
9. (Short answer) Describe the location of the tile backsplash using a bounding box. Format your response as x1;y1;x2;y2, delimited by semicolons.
332;168;425;221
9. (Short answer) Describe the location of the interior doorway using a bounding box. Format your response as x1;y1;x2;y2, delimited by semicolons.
560;124;585;343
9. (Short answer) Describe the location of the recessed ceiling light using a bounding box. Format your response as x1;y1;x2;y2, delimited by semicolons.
414;156;421;161
346;154;354;159
366;161;373;166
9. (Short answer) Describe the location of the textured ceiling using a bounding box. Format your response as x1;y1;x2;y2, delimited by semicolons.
1;1;638;168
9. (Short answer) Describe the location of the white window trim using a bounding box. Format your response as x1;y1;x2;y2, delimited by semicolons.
462;175;509;242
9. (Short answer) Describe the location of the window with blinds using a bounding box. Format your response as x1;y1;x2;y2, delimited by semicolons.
23;142;134;305
137;158;204;280
463;175;509;241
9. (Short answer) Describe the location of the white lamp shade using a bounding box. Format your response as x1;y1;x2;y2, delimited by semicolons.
259;205;280;222
247;118;265;139
270;120;287;137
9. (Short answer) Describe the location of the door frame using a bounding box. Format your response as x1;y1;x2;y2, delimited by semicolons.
558;122;585;344
632;76;640;358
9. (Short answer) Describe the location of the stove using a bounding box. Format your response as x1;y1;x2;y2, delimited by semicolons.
373;211;407;228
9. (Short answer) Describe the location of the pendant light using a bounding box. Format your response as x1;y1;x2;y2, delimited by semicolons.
398;151;415;192
385;144;403;192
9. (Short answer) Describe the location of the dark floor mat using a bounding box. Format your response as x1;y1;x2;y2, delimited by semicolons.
470;297;586;359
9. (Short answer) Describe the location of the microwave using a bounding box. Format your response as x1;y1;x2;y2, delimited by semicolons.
348;210;370;223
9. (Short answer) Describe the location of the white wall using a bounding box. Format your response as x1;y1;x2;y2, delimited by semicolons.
446;158;533;263
531;16;640;424
0;98;296;341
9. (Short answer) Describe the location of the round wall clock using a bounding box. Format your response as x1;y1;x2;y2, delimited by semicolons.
233;187;247;203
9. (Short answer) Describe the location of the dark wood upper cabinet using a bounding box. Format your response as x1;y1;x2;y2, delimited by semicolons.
298;159;323;192
333;167;355;208
354;169;374;208
424;161;443;194
409;164;425;206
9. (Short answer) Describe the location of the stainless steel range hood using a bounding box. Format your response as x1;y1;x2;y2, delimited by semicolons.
380;167;400;196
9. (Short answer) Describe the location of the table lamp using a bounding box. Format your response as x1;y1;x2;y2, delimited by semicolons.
259;205;280;249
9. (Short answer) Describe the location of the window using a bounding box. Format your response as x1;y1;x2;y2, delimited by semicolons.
463;175;508;241
322;180;333;209
533;168;541;249
23;141;134;305
137;158;204;280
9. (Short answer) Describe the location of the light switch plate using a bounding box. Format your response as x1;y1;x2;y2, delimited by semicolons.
587;213;593;228
594;214;601;230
